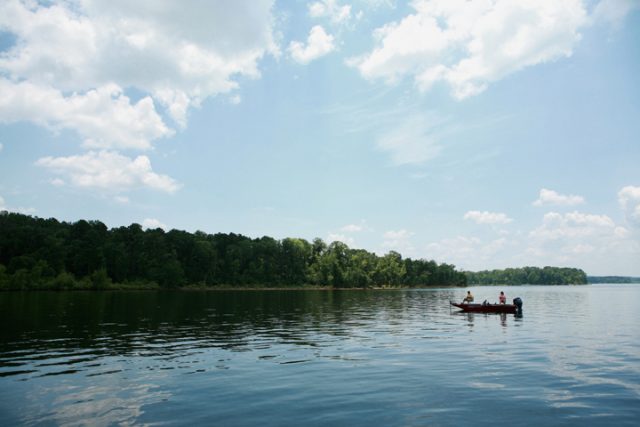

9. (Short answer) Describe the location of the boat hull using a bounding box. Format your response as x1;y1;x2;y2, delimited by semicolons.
450;302;517;314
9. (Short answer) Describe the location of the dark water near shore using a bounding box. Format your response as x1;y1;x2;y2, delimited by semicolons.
1;285;639;426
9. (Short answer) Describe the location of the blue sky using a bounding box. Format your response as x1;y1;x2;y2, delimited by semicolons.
1;0;639;275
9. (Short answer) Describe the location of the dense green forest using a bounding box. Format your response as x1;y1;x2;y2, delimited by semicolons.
466;267;587;285
0;212;467;290
587;276;640;284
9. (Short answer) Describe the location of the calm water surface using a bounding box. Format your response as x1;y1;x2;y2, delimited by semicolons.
1;285;639;426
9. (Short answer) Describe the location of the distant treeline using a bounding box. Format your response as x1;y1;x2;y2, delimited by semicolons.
0;212;467;290
587;276;640;284
466;266;587;285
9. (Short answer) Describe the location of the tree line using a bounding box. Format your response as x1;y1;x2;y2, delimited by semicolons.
466;266;587;285
0;212;467;290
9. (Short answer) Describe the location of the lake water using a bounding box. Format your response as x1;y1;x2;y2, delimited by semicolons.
1;285;639;426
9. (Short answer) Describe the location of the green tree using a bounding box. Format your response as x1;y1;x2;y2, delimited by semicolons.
0;212;473;289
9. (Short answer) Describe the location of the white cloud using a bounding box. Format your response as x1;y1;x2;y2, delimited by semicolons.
530;211;615;240
524;209;638;274
350;0;588;99
525;211;621;267
0;79;172;151
0;0;278;125
309;0;352;24
618;185;640;227
289;25;336;64
533;188;585;207
142;218;167;230
376;114;444;165
0;143;3;153
428;210;638;274
428;199;640;274
327;232;355;246
36;150;181;194
464;210;513;225
0;0;278;170
328;221;370;247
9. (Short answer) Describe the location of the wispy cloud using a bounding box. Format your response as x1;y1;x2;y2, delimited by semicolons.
322;88;511;168
376;114;445;165
592;0;640;28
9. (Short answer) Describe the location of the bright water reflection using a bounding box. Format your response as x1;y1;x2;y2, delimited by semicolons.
1;285;639;426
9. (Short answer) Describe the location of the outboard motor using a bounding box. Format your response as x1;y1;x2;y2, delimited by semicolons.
513;297;523;317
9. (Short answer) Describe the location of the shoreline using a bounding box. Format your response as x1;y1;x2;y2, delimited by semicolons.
0;285;465;292
0;283;610;292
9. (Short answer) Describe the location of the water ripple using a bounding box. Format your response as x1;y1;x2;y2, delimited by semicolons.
0;286;639;426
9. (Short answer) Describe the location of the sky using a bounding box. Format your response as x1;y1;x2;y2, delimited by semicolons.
0;0;639;276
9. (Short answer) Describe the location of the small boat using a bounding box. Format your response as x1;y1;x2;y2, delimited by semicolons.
450;299;522;314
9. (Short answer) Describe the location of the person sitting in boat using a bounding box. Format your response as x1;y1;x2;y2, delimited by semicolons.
499;291;506;304
462;291;474;303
